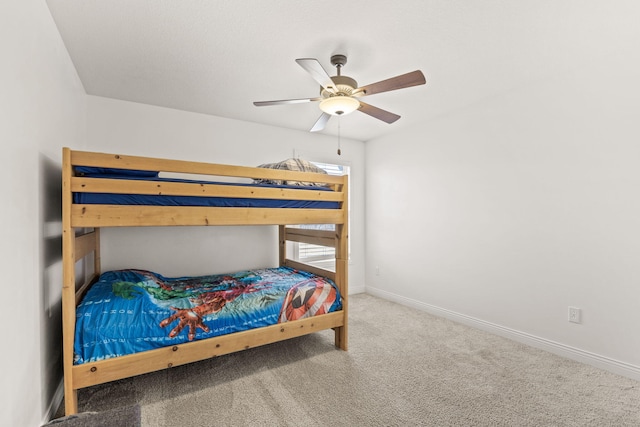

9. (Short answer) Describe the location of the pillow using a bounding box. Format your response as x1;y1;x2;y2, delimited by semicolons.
254;158;328;187
75;166;159;178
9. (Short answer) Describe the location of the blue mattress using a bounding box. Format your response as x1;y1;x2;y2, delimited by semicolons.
74;267;342;364
73;173;339;209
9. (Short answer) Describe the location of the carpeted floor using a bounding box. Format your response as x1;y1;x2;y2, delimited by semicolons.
46;404;140;426
53;294;640;426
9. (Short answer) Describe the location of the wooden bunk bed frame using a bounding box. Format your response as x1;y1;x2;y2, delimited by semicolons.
61;147;349;415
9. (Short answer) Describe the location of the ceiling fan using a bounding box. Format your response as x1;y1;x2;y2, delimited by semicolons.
253;54;426;132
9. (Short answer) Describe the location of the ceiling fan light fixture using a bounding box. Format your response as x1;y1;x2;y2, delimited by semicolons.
319;96;360;116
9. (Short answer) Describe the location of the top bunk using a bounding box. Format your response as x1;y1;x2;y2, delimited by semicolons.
63;148;348;228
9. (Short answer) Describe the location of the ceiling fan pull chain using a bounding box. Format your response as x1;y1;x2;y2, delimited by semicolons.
337;117;342;156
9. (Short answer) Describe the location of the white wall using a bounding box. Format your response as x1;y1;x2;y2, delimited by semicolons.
85;96;366;291
0;1;86;426
366;9;640;379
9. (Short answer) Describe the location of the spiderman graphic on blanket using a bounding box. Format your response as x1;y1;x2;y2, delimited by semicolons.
74;267;341;364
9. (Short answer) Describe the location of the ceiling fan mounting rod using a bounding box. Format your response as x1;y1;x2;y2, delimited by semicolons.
330;54;348;68
331;54;347;76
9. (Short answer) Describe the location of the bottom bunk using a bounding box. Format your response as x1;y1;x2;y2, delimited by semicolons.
74;266;343;365
70;292;345;390
63;226;348;415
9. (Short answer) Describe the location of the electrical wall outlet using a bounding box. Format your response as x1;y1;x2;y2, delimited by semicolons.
568;306;582;324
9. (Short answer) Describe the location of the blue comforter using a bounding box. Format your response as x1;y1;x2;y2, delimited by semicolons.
74;267;341;364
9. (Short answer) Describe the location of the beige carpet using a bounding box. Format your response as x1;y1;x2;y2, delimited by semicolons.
45;405;140;427
62;294;639;426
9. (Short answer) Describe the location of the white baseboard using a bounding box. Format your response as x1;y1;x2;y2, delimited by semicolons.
349;284;366;295
366;287;640;382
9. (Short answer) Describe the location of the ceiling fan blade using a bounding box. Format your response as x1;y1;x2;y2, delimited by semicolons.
357;101;401;124
310;112;331;132
295;58;337;93
254;97;321;107
354;70;426;97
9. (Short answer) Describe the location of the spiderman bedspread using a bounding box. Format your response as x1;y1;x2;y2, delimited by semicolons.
74;267;342;364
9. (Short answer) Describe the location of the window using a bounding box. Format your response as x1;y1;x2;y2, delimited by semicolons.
291;160;350;271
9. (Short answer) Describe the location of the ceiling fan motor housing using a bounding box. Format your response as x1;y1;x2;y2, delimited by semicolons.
320;75;358;98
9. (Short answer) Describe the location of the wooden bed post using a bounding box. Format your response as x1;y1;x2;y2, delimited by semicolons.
93;228;101;275
334;176;349;350
61;147;78;414
278;225;286;267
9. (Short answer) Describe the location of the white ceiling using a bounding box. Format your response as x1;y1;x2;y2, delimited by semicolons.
45;0;634;141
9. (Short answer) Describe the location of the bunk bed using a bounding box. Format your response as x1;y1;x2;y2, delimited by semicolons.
62;147;349;415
